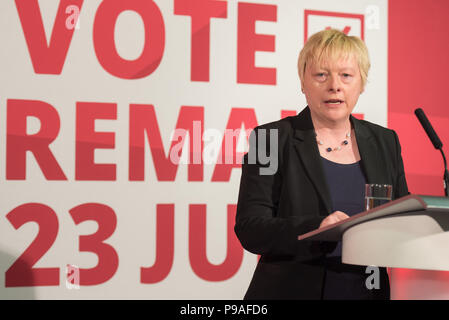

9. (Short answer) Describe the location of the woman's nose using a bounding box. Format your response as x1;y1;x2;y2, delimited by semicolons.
328;75;341;92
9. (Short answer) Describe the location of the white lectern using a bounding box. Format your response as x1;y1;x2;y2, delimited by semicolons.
298;195;449;300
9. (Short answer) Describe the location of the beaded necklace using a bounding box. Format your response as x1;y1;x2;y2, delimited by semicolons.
315;132;351;152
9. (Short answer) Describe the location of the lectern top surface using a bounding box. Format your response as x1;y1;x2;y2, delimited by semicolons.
297;194;449;242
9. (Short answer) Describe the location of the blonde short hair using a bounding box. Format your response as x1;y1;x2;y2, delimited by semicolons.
297;29;370;88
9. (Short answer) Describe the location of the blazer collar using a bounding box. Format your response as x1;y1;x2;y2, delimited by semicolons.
292;106;385;214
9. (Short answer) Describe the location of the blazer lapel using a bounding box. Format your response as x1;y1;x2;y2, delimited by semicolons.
351;116;388;184
292;108;333;214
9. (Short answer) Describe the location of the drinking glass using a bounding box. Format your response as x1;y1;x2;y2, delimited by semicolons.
364;184;393;210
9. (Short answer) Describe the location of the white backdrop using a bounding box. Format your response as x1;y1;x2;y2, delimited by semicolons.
0;0;387;299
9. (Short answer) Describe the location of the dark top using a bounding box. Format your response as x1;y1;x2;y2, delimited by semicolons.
320;156;388;299
320;156;366;256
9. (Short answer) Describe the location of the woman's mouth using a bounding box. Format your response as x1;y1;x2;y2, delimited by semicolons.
324;99;344;106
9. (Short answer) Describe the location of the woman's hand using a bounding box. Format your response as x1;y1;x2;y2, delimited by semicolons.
319;211;350;229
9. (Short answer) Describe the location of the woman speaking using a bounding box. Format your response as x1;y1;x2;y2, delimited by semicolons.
235;29;409;300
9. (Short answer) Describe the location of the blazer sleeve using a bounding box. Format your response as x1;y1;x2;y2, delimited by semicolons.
234;126;324;257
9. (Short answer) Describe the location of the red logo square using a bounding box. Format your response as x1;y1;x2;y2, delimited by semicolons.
304;10;365;43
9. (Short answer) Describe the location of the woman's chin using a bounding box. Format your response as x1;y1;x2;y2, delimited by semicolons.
323;108;350;122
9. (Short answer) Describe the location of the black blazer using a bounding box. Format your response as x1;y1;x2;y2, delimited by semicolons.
235;106;409;300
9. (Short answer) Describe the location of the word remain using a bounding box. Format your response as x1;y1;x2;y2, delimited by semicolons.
6;99;288;182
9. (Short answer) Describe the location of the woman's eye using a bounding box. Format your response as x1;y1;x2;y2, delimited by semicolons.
342;73;352;78
315;73;326;80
